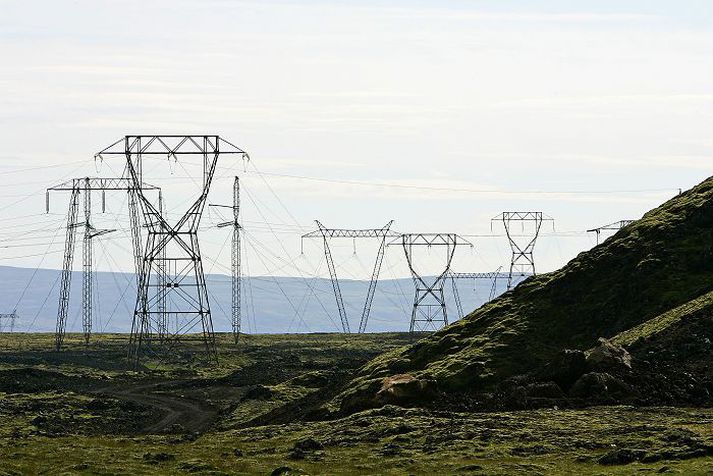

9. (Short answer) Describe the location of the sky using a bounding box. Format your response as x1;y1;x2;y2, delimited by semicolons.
1;0;712;283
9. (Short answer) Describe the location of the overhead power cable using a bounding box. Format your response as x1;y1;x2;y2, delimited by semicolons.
245;170;679;197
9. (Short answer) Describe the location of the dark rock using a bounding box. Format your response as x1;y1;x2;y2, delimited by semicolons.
510;444;551;456
287;449;305;460
243;385;275;400
458;464;484;471
291;371;330;388
142;452;175;464
661;428;701;446
377;423;415;437
540;349;587;390
288;437;323;460
570;372;632;401
271;466;294;476
179;461;217;473
598;448;647;465
293;438;323;452
380;442;402;456
524;382;566;399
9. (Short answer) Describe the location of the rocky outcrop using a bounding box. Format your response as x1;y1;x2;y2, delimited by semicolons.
587;338;632;371
340;374;438;413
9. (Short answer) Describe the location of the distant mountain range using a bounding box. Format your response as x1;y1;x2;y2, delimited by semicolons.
0;265;507;334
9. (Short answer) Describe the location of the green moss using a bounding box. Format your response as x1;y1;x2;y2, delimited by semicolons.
612;289;713;347
0;334;712;474
341;177;713;398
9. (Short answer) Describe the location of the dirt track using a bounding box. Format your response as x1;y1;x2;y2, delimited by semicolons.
96;381;218;434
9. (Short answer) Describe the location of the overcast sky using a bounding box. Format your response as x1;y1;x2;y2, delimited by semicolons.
1;0;712;280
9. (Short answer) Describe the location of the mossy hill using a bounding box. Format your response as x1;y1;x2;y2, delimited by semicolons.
338;177;713;405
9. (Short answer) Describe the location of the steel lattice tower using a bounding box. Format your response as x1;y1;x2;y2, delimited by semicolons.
492;212;554;291
447;267;508;318
587;220;634;245
301;221;397;333
95;135;248;364
212;177;242;344
48;177;157;350
389;233;472;333
0;310;18;333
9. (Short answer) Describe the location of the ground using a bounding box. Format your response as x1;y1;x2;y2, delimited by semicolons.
0;333;711;475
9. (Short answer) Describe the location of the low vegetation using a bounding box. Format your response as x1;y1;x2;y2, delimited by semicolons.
3;179;713;474
0;334;711;475
336;178;713;409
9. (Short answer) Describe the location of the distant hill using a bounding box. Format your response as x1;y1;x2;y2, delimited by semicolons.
338;177;713;408
0;266;507;334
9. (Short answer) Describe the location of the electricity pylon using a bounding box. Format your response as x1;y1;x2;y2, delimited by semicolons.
301;221;398;333
492;212;554;291
211;177;242;345
48;177;159;350
389;233;472;333
448;267;508;318
587;220;634;245
95;135;249;365
0;310;18;333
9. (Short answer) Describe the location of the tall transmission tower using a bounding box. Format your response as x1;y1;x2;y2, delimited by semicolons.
0;310;18;333
587;220;634;245
448;267;508;318
492;212;554;291
95;135;249;364
211;177;242;345
389;233;472;333
302;221;398;333
47;177;158;350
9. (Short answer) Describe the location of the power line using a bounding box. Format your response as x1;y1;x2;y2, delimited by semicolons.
246;170;679;197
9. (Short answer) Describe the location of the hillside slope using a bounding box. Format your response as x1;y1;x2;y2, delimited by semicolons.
339;177;713;407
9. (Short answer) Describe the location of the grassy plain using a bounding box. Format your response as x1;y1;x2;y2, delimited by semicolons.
0;333;711;475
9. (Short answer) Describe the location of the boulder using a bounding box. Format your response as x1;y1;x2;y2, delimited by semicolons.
374;374;439;406
288;438;323;460
339;374;439;414
570;372;632;401
587;338;632;371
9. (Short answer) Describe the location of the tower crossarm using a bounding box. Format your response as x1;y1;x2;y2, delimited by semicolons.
47;177;159;192
387;233;473;248
95;135;249;159
586;220;635;234
586;219;635;245
492;211;554;222
47;177;160;214
449;271;511;280
301;221;399;240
